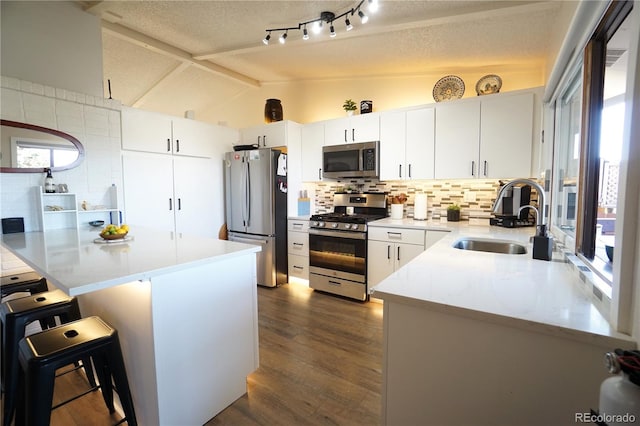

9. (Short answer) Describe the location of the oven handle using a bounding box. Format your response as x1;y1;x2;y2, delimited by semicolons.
308;228;367;240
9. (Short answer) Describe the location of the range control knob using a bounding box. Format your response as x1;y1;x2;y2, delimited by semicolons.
312;221;320;227
351;224;359;231
344;224;352;229
331;223;339;229
319;222;325;227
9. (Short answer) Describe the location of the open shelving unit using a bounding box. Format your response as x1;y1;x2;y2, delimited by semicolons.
36;185;121;231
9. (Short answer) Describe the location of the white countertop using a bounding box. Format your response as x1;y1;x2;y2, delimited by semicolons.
1;228;261;296
371;221;635;347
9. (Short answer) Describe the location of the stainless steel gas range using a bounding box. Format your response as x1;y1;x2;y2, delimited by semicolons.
308;192;387;301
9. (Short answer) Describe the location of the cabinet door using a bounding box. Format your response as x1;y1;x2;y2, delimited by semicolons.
261;121;287;147
379;110;406;181
173;156;218;238
406;108;435;180
480;93;534;178
434;101;480;179
367;240;395;287
171;117;219;158
121;106;172;154
301;122;325;181
395;242;425;269
324;117;352;144
240;125;264;146
351;113;380;143
122;152;175;232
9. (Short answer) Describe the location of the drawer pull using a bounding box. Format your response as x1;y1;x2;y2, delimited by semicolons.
328;280;342;287
293;243;304;246
293;223;303;228
293;266;304;270
387;232;402;239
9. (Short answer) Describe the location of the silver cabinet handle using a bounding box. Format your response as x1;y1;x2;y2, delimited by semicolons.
293;242;304;246
176;139;180;152
263;135;267;146
387;245;391;259
483;160;488;176
293;265;304;270
328;280;342;286
352;128;355;141
471;161;476;176
178;198;181;210
408;164;412;178
398;164;402;178
169;198;173;210
167;138;171;152
318;168;322;180
387;232;402;239
344;129;347;143
397;246;401;261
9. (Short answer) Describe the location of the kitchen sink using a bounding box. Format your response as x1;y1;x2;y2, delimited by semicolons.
452;237;527;255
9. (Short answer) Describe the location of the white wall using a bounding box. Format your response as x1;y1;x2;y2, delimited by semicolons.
0;1;103;97
201;70;545;130
0;76;123;231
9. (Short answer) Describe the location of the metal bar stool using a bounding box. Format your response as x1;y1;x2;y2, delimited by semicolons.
16;316;138;426
1;289;96;426
1;272;48;299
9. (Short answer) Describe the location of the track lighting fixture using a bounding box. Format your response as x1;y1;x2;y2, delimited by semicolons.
262;0;377;45
358;10;368;24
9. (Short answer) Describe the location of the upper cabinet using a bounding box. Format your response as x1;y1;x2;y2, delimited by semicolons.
301;122;325;182
240;120;291;148
324;113;380;144
434;92;535;179
121;106;238;158
380;107;435;181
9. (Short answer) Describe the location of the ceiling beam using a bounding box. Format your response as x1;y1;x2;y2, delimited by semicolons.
194;1;558;60
131;62;191;108
99;21;261;88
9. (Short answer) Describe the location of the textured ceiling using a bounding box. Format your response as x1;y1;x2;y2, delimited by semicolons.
78;0;564;114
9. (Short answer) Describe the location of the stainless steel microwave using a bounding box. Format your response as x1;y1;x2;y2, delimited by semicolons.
322;141;379;179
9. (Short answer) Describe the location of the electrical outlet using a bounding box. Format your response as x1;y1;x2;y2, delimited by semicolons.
463;191;476;202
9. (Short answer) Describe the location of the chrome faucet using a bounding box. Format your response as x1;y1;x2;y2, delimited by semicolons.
492;178;547;236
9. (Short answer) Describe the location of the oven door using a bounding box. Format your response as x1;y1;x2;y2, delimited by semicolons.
308;228;367;283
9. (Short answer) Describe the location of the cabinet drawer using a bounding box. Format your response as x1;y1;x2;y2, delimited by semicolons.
288;220;309;232
368;227;425;245
288;254;309;280
288;231;309;255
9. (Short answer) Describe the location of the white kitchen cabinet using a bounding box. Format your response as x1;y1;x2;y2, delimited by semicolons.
121;106;233;158
287;219;309;281
324;113;380;144
368;227;427;287
434;92;535;179
301;122;325;182
380;108;435;180
122;151;218;238
240;120;290;148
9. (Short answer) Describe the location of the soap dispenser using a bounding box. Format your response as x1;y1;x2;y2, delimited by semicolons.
532;224;553;261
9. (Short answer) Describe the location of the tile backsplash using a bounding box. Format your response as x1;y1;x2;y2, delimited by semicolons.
313;178;538;222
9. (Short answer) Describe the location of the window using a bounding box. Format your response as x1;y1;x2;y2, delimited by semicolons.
578;1;633;282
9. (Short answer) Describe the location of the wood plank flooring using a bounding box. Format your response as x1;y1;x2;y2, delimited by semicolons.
2;282;383;425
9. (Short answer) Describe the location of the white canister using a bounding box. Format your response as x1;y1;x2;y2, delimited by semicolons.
414;194;428;220
391;204;403;219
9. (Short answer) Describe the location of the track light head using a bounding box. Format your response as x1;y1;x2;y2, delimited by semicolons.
312;20;322;34
279;31;288;44
303;26;309;40
263;33;271;45
345;17;353;31
330;23;336;37
358;9;368;24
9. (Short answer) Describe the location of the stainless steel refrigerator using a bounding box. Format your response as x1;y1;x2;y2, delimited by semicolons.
224;148;288;287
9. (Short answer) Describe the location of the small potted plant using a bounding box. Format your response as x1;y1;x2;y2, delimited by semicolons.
343;99;357;116
447;204;461;222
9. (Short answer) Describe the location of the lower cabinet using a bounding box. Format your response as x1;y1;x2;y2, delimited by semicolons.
368;226;448;287
287;219;309;281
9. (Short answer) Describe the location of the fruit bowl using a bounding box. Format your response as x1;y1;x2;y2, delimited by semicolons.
100;232;128;240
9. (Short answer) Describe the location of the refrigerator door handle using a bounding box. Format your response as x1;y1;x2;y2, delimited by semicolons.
241;157;248;226
246;161;251;226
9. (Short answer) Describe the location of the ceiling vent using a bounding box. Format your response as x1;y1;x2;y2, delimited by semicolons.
606;49;626;67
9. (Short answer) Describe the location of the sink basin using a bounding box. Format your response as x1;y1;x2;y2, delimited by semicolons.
452;238;527;255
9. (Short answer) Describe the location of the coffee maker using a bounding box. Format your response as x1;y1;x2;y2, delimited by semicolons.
490;182;535;228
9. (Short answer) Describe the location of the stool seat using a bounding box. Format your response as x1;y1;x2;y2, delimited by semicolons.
1;289;95;426
1;272;48;299
17;316;137;426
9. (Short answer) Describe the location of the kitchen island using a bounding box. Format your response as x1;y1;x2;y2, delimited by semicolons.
1;227;261;426
370;221;636;426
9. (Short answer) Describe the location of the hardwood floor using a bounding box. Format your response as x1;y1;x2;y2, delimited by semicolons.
2;282;383;425
207;283;383;426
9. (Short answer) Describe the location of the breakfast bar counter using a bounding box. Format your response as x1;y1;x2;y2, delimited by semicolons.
1;227;262;426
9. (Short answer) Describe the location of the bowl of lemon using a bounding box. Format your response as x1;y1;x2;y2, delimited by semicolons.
99;224;129;240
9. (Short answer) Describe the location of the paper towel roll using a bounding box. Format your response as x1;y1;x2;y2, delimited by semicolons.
414;194;428;220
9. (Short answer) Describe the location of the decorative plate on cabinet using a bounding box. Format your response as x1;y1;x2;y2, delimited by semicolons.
433;75;465;102
475;74;502;96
